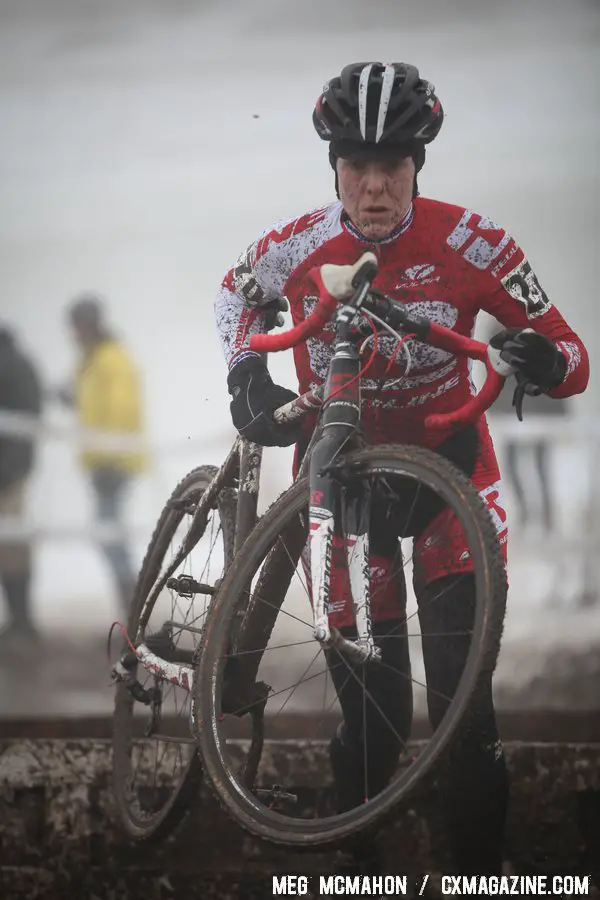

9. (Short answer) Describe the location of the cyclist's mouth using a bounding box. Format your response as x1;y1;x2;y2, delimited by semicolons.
363;206;391;217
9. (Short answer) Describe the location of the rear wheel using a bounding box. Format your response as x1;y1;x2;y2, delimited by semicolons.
193;444;506;847
112;465;236;841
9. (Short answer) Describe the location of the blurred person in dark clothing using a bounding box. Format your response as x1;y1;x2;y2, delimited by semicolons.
0;326;42;648
59;294;147;613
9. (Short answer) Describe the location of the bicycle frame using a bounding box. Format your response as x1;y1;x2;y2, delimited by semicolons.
306;307;381;663
131;436;262;690
128;402;324;693
125;250;512;696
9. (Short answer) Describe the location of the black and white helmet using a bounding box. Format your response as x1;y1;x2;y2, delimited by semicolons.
313;62;443;149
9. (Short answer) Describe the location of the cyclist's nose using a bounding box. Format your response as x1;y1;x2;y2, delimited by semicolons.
362;165;387;195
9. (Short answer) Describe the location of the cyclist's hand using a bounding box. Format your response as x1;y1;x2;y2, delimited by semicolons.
308;251;378;301
227;353;301;447
263;296;289;332
489;327;566;391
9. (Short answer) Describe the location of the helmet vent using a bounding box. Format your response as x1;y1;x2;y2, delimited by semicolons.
357;63;373;140
375;64;396;142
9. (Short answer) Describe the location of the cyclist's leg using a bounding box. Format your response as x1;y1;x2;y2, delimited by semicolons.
413;453;509;875
417;573;507;875
318;423;482;816
326;602;411;876
325;614;412;811
324;510;412;813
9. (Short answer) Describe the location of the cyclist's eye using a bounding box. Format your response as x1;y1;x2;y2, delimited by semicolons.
384;158;410;176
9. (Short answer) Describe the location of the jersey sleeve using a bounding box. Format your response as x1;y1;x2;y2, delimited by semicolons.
214;204;336;370
471;225;589;400
214;216;296;370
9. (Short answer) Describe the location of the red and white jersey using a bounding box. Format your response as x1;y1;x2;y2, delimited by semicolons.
215;196;589;452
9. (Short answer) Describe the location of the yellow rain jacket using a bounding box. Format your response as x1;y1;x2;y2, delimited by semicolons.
75;339;147;473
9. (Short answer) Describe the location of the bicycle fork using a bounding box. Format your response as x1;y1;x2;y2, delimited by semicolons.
309;340;381;664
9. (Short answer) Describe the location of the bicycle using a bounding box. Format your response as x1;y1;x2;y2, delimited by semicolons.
111;251;510;848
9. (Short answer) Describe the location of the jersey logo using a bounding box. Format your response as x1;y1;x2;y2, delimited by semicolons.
255;207;328;261
501;258;551;319
447;211;511;271
395;264;440;288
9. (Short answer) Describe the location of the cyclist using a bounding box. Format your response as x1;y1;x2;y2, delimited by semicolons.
214;62;589;874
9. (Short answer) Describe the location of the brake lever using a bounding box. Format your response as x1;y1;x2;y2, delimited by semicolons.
349;259;379;311
512;380;526;422
512;373;542;421
351;258;379;289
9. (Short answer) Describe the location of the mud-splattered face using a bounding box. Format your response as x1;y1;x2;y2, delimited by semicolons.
337;155;415;240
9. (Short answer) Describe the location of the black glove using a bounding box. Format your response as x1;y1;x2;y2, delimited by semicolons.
489;328;566;391
262;296;289;331
227;353;301;447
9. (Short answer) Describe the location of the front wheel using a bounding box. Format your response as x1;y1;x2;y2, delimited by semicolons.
193;444;507;848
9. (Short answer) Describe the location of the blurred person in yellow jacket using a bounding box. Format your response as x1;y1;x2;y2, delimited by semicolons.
62;294;147;612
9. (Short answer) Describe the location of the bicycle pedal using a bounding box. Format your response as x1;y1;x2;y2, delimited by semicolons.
167;574;215;598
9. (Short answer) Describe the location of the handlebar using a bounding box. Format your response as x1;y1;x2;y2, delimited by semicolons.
248;256;507;431
250;294;338;353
